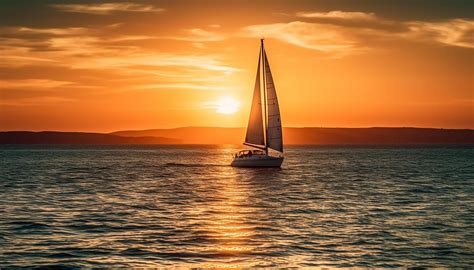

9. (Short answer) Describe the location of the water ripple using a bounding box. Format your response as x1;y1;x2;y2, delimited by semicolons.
0;145;473;267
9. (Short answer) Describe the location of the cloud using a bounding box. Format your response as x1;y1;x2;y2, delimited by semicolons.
0;79;73;89
164;28;225;42
77;54;238;74
241;21;362;56
1;41;236;78
0;96;75;106
0;54;58;66
3;27;89;36
295;11;474;49
296;11;378;21
240;13;474;57
405;19;474;49
18;27;88;35
0;24;235;73
192;42;205;49
0;27;92;46
51;3;164;15
108;35;156;42
137;83;232;91
0;24;238;95
294;10;405;33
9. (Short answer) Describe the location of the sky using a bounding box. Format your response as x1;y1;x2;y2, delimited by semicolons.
0;0;473;132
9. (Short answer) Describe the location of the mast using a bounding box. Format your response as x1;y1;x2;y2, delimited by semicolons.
261;38;268;154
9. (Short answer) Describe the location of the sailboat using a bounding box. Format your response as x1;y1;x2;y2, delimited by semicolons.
231;39;284;167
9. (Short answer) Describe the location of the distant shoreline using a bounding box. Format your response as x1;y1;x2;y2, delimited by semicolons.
1;127;473;145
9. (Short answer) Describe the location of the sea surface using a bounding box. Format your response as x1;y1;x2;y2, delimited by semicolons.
1;145;473;268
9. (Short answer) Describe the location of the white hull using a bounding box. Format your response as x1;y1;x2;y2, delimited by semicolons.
231;155;284;167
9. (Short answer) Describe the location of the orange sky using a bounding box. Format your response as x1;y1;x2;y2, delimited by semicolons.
0;0;473;131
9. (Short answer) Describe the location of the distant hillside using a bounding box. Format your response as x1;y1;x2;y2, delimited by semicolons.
112;127;474;144
0;131;181;144
113;127;244;144
1;128;472;145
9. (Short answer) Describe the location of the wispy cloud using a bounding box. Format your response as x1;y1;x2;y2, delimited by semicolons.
0;96;75;106
241;21;362;56
0;24;235;72
70;52;238;74
0;44;60;66
405;19;474;49
109;35;156;42
192;42;205;49
15;27;89;35
240;12;474;57
51;3;164;15
296;11;378;21
295;11;474;49
0;79;73;89
164;28;225;42
0;24;238;94
0;26;92;44
137;83;232;91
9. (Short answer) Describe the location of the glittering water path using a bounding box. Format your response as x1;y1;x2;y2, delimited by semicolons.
1;145;473;267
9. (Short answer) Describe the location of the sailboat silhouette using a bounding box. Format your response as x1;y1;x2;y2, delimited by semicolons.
231;39;284;167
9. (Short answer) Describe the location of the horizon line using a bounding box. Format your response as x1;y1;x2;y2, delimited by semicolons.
1;126;473;134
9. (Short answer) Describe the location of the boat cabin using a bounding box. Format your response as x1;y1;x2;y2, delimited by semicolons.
235;149;266;158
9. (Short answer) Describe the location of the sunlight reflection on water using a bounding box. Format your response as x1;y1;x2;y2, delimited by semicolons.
0;145;473;268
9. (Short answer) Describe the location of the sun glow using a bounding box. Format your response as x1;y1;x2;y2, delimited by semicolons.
216;97;240;115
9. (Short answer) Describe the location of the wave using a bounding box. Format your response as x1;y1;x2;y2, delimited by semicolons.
164;162;227;168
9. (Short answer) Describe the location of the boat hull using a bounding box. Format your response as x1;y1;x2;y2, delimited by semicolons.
231;155;284;168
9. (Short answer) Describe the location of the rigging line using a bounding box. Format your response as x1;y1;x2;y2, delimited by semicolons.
261;38;268;154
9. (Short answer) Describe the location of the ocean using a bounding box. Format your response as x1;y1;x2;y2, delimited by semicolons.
1;145;473;268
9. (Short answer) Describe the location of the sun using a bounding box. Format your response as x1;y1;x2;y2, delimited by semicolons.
216;96;240;115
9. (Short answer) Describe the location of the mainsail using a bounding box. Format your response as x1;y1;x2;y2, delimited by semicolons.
244;50;265;147
263;51;283;152
244;39;283;153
